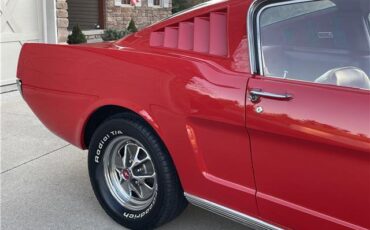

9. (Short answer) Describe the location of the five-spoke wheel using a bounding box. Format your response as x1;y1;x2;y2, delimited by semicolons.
103;136;157;211
88;115;187;230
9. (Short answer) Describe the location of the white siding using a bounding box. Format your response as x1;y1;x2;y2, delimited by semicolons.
0;0;44;85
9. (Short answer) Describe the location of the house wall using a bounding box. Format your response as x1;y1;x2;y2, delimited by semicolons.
55;0;172;43
105;0;172;30
56;0;69;43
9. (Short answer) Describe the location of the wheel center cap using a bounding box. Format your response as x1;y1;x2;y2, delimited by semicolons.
122;169;131;180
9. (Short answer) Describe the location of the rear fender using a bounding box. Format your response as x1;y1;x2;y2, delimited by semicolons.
78;99;163;149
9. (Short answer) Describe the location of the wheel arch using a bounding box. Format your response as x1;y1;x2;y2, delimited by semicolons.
82;104;162;151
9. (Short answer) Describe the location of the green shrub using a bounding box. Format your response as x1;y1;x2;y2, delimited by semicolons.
67;25;87;44
102;29;129;41
172;0;208;13
127;19;138;33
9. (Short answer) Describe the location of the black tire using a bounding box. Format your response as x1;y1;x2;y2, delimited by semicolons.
88;114;187;230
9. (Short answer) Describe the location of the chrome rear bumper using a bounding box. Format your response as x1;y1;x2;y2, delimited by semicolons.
16;79;22;97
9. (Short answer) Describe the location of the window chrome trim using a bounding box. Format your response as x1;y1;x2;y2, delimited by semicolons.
247;0;261;74
184;193;282;230
248;0;316;76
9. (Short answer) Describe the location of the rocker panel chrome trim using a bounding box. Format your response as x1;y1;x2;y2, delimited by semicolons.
184;193;282;230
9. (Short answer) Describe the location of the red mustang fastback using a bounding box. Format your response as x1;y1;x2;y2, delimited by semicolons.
17;0;370;229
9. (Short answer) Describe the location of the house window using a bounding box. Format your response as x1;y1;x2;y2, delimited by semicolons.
115;0;142;7
148;0;169;8
68;0;104;30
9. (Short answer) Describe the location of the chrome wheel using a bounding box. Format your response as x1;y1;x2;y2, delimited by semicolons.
103;136;157;211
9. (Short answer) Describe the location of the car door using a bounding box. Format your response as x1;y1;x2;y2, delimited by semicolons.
246;0;370;229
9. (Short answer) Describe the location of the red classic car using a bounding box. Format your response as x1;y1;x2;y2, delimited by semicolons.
17;0;370;229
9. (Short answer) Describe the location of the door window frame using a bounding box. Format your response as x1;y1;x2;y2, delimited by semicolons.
247;0;370;92
247;0;317;76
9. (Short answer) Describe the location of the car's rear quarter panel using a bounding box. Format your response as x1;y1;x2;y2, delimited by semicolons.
19;43;162;147
18;19;259;216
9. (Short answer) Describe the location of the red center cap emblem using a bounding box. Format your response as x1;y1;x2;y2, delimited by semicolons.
122;169;130;180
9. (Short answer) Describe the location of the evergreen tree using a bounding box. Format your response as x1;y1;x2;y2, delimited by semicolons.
67;25;87;44
127;19;138;33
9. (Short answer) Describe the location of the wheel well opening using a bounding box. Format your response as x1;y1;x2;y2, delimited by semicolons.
83;105;133;148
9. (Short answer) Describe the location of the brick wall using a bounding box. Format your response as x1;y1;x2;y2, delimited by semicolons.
56;0;69;43
105;0;172;30
55;0;171;43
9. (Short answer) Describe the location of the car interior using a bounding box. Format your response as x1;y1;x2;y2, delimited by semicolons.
259;0;370;90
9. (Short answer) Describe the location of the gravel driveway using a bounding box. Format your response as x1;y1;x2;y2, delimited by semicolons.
1;90;248;230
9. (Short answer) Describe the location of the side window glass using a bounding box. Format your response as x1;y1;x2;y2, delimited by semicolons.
260;1;335;26
258;0;370;90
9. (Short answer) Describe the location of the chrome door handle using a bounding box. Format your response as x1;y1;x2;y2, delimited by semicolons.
249;89;293;103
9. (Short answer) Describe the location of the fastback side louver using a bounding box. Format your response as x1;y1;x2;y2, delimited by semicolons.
150;10;228;56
